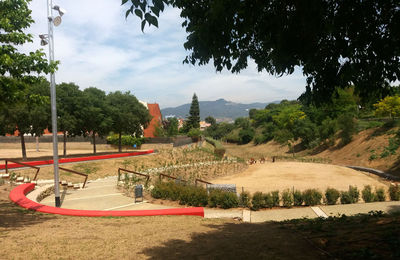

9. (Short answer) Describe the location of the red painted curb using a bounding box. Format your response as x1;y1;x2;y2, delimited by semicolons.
0;150;154;170
9;183;204;217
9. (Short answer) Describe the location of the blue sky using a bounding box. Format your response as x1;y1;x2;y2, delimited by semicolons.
25;0;307;108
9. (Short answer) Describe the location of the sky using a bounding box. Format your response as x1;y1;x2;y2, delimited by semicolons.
24;0;308;108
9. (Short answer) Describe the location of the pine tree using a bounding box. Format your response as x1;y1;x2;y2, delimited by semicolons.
187;93;200;129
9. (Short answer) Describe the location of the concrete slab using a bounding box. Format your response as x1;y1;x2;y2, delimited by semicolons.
321;201;400;216
251;207;317;223
204;209;242;219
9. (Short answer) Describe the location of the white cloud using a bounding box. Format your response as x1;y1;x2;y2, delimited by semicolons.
25;0;307;108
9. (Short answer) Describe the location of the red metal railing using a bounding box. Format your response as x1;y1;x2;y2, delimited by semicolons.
195;178;212;186
159;173;187;183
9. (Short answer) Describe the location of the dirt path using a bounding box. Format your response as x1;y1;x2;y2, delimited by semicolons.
211;162;389;194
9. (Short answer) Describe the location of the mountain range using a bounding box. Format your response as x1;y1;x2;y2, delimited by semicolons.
161;98;275;121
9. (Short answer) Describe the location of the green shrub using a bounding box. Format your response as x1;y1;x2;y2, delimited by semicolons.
325;188;340;205
362;185;374;203
239;191;251;208
251;192;265;210
293;190;303;206
205;137;226;158
208;189;222;207
282;189;293;208
107;134;144;147
375;187;386;202
264;193;275;208
151;183;163;199
186;186;208;206
188;128;202;142
389;184;400;201
349;185;360;203
340;191;352;204
271;190;280;207
219;192;239;209
302;189;322;206
238;128;255;144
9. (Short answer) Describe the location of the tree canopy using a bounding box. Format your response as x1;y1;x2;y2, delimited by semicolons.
0;0;56;108
123;0;400;104
186;93;200;129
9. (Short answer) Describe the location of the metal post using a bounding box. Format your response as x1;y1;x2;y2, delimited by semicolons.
47;0;60;207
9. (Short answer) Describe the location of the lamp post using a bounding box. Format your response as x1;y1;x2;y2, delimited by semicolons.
41;0;66;207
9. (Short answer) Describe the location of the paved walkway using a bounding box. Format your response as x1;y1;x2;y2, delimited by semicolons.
39;176;173;211
36;176;400;221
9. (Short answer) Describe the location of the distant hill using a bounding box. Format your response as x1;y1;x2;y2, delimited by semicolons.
161;99;275;121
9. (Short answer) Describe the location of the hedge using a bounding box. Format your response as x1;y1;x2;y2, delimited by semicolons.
205;137;226;158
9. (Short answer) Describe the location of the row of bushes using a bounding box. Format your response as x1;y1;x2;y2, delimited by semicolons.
205;137;226;158
151;181;239;208
106;134;145;147
151;182;400;210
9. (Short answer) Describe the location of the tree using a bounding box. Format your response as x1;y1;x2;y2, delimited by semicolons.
56;82;83;156
186;93;200;130
77;87;111;154
0;0;56;109
1;80;50;159
165;117;179;137
205;116;216;126
374;95;400;119
106;91;151;152
123;0;400;104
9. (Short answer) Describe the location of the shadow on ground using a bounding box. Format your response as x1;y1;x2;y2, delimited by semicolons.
0;185;56;230
140;222;327;259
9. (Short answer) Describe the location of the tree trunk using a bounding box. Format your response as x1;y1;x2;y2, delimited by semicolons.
20;133;27;160
118;132;122;152
93;133;96;154
35;136;39;152
63;131;67;157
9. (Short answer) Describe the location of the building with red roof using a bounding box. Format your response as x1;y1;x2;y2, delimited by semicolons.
143;103;162;138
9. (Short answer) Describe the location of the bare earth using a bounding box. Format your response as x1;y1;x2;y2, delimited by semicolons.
211;161;389;194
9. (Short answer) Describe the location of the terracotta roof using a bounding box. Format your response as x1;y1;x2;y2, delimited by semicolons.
143;103;162;138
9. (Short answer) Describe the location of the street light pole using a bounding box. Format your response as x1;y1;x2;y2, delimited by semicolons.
47;0;61;207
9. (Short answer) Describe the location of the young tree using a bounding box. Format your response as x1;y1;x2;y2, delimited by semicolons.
374;95;400;119
56;83;83;156
186;93;200;130
0;0;56;109
123;1;400;104
1;80;50;159
165;117;179;137
77;87;111;154
106;91;151;152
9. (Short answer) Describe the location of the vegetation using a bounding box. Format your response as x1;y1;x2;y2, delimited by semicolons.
124;1;400;105
185;93;200;130
325;188;340;205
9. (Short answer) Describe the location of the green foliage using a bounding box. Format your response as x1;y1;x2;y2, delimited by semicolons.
374;187;386;202
293;190;303;206
187;128;201;142
270;191;280;207
239;191;251;208
205;137;226;158
302;189;322;206
362;185;374;203
106;91;151;151
380;137;400;158
165;117;179;137
337;113;357;145
187;93;200;130
238;128;255;144
251;191;265;210
340;191;352;204
281;189;293;208
219;192;239;209
107;134;144;147
325;188;340;205
341;186;360;204
348;186;360;203
374;95;400;118
389;184;400;201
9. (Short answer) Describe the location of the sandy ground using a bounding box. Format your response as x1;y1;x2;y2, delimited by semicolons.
211;161;389;194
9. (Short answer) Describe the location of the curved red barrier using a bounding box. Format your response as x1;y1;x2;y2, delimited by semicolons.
9;183;204;217
0;150;155;170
